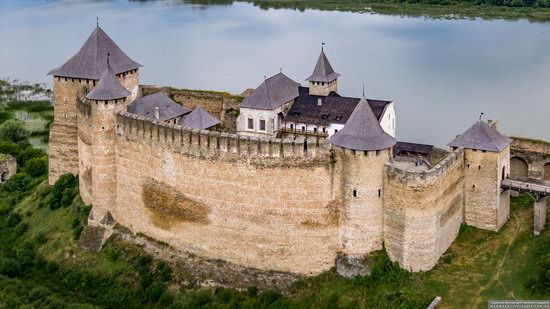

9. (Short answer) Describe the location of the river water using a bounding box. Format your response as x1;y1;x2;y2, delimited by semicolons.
1;0;549;146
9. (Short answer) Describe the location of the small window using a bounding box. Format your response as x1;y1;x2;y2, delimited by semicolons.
247;118;254;130
378;189;381;197
313;127;317;133
321;115;329;120
353;190;357;198
322;127;326;133
290;124;294;129
259;119;266;131
467;164;470;168
478;165;481;170
301;126;305;132
334;129;338;134
335;116;342;121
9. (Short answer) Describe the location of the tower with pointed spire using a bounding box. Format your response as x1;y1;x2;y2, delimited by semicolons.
47;24;142;185
86;58;131;221
306;46;340;96
330;95;396;257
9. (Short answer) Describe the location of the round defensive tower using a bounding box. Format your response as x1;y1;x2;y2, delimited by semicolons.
330;96;396;257
86;58;131;223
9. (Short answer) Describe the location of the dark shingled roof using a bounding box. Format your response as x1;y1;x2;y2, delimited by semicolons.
284;87;391;126
127;92;191;121
395;142;434;156
330;97;396;151
240;73;300;110
179;106;220;130
86;62;130;101
447;120;512;152
306;49;340;83
48;26;142;80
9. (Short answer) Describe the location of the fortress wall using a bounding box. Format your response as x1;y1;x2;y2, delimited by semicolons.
77;100;93;205
112;112;339;275
139;85;242;130
384;148;465;271
511;136;550;181
49;77;93;184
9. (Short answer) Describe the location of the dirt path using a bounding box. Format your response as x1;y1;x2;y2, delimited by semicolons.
471;210;521;308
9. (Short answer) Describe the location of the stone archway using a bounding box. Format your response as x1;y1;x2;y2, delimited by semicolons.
510;157;529;179
0;170;8;183
544;162;550;181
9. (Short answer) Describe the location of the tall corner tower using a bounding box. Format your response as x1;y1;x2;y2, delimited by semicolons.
47;24;142;185
448;120;512;231
330;96;396;257
86;59;131;222
306;46;340;96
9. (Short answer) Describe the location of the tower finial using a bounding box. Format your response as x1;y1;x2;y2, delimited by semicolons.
107;52;111;66
479;112;485;121
362;84;365;98
97;16;99;27
321;42;325;52
280;67;282;73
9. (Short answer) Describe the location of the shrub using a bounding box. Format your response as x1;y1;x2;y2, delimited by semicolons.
23;156;48;178
0;119;29;146
7;212;22;227
14;222;29;237
50;174;78;209
17;147;45;168
0;257;22;277
2;173;33;192
0;202;12;215
0;141;21;157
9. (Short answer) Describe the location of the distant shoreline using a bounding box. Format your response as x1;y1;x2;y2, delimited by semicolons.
189;0;550;21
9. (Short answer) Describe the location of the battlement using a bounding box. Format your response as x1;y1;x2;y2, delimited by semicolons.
385;147;465;184
115;112;331;166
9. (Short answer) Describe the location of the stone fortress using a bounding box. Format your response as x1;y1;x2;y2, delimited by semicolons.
47;25;550;276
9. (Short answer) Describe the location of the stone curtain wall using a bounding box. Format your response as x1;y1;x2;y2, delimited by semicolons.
112;112;339;275
511;136;550;182
384;148;465;271
139;85;242;131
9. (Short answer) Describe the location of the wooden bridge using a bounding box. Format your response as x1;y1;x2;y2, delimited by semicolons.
501;179;549;235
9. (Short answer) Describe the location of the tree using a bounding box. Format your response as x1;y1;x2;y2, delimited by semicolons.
24;156;48;178
0;120;29;146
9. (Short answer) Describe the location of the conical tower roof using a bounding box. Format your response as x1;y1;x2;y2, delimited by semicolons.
330;96;396;151
86;60;131;101
48;26;142;80
179;106;220;130
447;120;511;152
306;48;340;83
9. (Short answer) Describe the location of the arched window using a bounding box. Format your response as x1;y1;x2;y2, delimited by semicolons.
259;118;266;131
290;123;294;129
247;117;254;130
544;162;550;181
353;189;357;198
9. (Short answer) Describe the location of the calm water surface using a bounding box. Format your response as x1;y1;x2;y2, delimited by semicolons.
1;0;549;146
